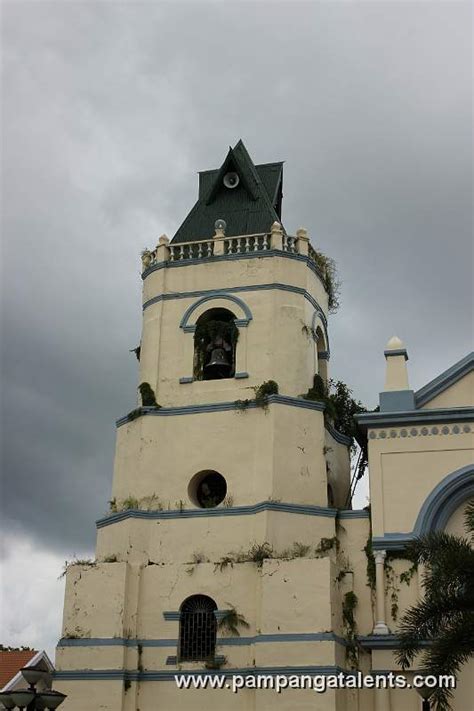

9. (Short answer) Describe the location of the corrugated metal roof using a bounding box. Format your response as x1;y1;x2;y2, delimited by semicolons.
172;140;284;244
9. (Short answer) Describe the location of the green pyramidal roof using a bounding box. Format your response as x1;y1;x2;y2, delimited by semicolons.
172;140;284;244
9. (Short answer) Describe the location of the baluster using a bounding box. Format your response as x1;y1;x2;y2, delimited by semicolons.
245;236;250;253
197;242;202;259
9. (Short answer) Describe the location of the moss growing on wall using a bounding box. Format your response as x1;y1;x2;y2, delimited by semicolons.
342;591;360;668
235;380;279;412
138;382;158;407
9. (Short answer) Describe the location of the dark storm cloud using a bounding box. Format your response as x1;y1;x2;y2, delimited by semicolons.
1;1;472;554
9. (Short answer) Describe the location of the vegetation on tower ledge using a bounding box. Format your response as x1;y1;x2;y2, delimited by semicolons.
312;249;341;313
138;382;159;407
235;380;279;412
302;374;367;449
125;383;161;422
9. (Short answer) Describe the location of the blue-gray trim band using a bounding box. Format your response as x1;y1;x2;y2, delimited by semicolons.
54;664;355;682
372;464;474;550
179;293;253;329
384;349;408;360
96;500;356;529
415;352;474;407
116;395;326;428
141;249;327;293
356;406;474;429
58;632;347;649
325;422;352;445
143;283;327;328
358;635;430;650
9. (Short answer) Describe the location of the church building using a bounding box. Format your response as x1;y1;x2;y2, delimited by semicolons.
55;141;473;710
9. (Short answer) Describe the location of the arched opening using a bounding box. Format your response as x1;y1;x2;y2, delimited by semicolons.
179;594;217;661
315;325;328;384
193;308;238;381
188;470;227;508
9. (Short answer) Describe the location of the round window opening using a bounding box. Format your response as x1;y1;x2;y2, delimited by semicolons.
188;470;227;509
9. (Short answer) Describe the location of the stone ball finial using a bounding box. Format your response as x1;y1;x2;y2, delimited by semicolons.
158;234;170;246
271;221;283;233
386;335;405;350
296;227;308;240
214;219;227;237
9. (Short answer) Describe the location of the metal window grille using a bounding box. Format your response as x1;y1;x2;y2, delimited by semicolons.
179;595;217;661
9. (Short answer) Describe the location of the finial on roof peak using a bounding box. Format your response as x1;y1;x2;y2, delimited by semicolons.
386;335;405;350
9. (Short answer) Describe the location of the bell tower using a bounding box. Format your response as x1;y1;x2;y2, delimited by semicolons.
56;141;365;711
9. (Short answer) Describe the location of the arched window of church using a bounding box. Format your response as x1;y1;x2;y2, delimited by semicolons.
179;594;217;661
193;308;238;380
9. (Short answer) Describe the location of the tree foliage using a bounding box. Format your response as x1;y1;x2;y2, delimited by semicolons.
395;504;474;711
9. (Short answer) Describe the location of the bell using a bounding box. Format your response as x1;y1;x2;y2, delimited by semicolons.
204;347;231;379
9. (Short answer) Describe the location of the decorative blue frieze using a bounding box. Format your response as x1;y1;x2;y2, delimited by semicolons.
357;406;474;429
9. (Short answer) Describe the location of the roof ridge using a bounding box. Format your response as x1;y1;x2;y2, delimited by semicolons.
415;351;474;407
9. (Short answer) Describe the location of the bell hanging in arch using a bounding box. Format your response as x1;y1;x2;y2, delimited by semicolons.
204;347;231;379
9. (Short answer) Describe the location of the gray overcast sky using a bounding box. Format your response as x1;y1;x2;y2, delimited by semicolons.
1;0;472;654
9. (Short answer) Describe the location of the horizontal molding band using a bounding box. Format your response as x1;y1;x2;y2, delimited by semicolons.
372;535;414;551
384;349;408;360
358;635;430;650
143;281;327;326
96;500;354;529
116;394;327;428
54;664;354;682
325;422;352;445
141;249;327;294
57;632;347;649
356;406;474;429
337;510;370;520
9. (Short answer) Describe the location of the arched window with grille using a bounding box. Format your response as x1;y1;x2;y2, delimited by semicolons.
179;594;217;661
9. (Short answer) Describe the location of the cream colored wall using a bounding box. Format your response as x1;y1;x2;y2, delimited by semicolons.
111;404;328;509
139;255;328;408
367;427;473;537
364;361;473;711
336;518;373;636
420;371;474;409
53;681;124;711
371;650;474;711
58;555;353;710
61;562;129;639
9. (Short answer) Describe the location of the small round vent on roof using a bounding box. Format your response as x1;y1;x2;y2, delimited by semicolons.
223;172;239;189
